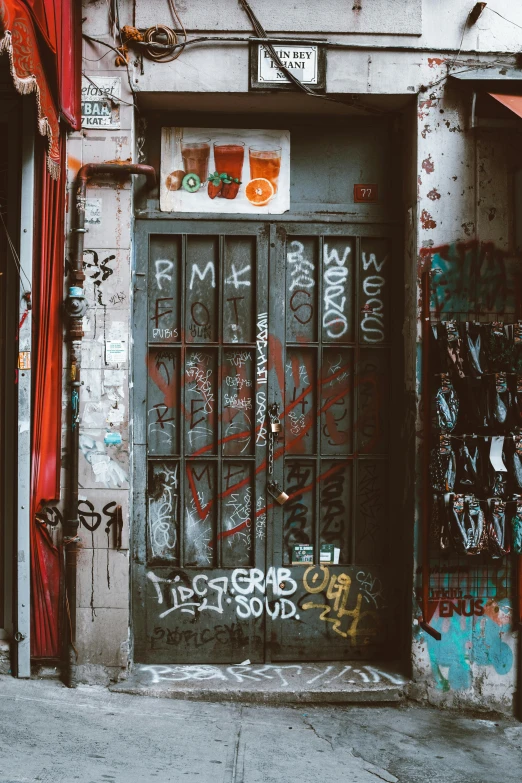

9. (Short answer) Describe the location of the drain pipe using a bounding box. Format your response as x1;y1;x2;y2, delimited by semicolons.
63;163;156;687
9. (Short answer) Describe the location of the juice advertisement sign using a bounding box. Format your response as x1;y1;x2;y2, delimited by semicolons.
160;128;290;214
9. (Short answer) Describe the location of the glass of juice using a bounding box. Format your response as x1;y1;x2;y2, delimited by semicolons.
213;142;245;180
181;139;211;188
249;146;282;193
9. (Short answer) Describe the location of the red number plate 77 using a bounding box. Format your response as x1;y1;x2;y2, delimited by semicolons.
354;184;378;203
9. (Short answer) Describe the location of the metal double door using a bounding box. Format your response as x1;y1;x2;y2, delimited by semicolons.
133;219;397;664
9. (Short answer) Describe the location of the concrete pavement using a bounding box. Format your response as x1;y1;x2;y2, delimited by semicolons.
0;674;521;783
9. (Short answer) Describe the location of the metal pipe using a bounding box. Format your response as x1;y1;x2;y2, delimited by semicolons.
63;163;156;687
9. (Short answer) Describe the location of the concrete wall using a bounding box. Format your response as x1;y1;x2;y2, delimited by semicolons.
62;0;522;706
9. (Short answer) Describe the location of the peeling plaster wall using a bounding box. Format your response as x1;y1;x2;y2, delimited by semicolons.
410;69;521;713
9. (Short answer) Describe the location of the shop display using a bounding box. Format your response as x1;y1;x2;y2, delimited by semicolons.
430;320;522;558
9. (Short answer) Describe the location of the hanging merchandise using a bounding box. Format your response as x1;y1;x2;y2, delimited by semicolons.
511;321;522;370
430;436;456;492
454;437;482;494
510;496;522;555
486;372;511;431
443;321;466;378
445;493;487;555
461;376;488;432
429;319;522;559
506;435;522;493
513;373;522;428
487;436;508;498
487;498;510;558
484;322;513;372
462;321;485;378
433;373;459;432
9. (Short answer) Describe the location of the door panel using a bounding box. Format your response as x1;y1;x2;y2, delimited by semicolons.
133;220;400;664
269;225;395;661
134;222;269;664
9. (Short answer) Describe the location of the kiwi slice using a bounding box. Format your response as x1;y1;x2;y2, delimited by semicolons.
182;173;201;193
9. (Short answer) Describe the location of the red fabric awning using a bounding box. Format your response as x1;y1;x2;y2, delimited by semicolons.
24;0;81;129
0;0;81;177
57;0;81;131
25;0;57;51
0;0;61;177
489;93;522;119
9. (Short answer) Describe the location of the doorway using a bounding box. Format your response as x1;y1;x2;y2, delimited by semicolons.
132;217;402;664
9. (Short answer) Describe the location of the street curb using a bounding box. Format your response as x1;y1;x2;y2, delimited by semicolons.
110;683;406;704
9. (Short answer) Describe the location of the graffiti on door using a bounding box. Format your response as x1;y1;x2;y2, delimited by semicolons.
137;227;394;660
147;563;386;644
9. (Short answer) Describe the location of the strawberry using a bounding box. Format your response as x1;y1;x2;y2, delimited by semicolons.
220;176;241;200
207;172;223;199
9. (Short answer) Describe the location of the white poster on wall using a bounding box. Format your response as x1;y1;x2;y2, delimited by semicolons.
81;76;121;129
160;127;290;214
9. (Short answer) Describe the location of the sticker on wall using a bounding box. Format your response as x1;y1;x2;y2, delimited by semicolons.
104;431;123;446
85;198;102;225
105;340;127;364
103;432;122;446
81;76;121;129
160;127;290;214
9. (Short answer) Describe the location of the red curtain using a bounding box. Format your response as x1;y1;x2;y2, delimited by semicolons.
30;135;66;657
1;0;79;656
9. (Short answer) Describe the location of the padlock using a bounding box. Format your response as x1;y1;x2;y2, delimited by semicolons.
267;481;289;505
271;419;282;433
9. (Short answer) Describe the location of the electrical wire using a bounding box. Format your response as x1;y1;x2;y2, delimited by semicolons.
419;62;498;93
237;0;319;99
486;6;522;32
447;9;473;73
168;0;187;45
128;35;518;59
107;0;120;41
82;47;113;63
82;33;138;107
82;71;135;108
142;25;185;63
0;211;32;291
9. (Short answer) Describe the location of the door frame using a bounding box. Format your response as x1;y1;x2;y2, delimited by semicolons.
131;215;406;664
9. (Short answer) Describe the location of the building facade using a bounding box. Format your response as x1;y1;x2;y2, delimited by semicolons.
3;0;522;715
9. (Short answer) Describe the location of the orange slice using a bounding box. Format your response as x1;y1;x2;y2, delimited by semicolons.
245;178;275;207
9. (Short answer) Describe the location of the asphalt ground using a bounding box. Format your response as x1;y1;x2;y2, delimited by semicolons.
1;675;521;783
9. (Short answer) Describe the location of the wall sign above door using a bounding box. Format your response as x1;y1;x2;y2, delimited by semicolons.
249;42;326;92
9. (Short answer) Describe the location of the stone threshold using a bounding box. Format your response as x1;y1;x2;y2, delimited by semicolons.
111;661;407;704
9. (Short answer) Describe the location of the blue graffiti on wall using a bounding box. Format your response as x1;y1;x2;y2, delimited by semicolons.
420;240;519;316
423;598;513;692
